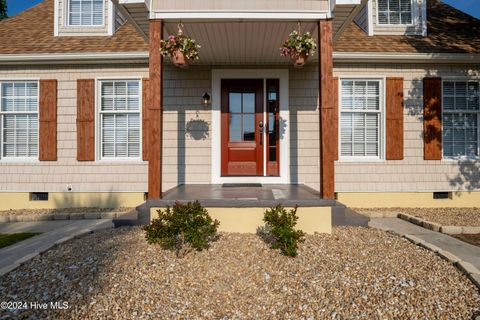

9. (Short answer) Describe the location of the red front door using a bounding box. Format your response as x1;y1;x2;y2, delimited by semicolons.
221;79;264;176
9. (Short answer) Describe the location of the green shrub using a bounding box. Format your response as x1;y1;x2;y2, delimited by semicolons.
262;205;305;257
143;201;219;257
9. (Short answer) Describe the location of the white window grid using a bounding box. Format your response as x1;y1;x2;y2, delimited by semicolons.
67;0;104;27
98;80;142;161
442;80;480;159
377;0;414;25
339;79;385;161
0;81;39;160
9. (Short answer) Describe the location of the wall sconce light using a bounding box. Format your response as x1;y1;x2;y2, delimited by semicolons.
202;92;211;107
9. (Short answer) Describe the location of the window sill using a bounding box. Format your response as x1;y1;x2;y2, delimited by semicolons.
63;24;106;29
336;158;385;164
0;158;39;163
441;157;479;163
96;159;146;164
376;23;415;27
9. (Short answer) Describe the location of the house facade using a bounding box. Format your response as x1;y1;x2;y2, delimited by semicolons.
0;0;479;211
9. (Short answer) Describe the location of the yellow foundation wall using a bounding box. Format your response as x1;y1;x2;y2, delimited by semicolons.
0;193;145;210
337;192;480;208
150;207;332;234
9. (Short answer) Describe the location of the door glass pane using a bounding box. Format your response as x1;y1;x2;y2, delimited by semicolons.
229;91;256;142
243;93;255;113
229;93;242;113
268;91;277;101
268;113;276;146
243;114;255;141
229;114;242;142
266;80;279;174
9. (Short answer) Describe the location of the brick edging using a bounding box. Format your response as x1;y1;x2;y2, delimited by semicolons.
397;213;480;235
0;212;124;223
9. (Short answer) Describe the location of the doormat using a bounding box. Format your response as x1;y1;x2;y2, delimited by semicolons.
222;183;262;188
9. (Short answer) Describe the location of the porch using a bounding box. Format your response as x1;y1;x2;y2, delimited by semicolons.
130;184;369;233
127;1;366;233
139;2;367;200
154;184;335;206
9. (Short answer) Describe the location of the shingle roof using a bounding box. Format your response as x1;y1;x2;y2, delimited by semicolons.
0;0;148;54
0;0;478;56
334;0;480;54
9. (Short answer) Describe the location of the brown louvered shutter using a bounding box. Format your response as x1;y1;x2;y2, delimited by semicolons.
386;77;404;160
39;80;58;161
76;79;95;161
423;77;442;160
333;77;339;160
142;78;150;161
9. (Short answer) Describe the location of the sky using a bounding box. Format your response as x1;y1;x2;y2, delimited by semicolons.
5;0;480;19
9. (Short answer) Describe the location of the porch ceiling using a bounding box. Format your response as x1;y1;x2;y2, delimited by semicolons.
116;0;362;51
163;21;319;65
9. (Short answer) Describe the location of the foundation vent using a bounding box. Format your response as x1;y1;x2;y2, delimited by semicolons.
433;192;451;200
30;192;49;201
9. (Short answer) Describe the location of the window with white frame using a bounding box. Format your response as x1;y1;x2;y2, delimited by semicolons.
68;0;104;26
99;80;141;160
442;81;479;158
0;82;39;159
378;0;413;25
340;79;383;159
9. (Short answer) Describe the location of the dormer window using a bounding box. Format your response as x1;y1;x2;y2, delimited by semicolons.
68;0;104;26
378;0;413;25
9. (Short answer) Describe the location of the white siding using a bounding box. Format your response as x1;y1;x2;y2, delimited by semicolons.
152;0;329;12
289;65;321;191
2;62;479;195
114;6;127;32
354;2;369;33
162;66;212;190
334;63;480;193
0;64;148;192
162;65;321;191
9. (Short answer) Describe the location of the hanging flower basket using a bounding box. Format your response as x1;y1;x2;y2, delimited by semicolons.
280;30;317;68
289;51;308;68
160;34;200;69
171;48;188;68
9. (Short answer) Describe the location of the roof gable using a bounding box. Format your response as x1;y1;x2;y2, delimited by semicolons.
335;0;480;54
0;0;148;55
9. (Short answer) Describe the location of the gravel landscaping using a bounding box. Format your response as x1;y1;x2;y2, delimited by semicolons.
0;227;479;319
355;207;480;227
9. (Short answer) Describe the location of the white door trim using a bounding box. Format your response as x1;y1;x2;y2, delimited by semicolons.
211;69;290;184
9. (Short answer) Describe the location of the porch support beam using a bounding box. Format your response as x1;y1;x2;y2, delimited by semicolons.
148;19;163;199
318;19;335;199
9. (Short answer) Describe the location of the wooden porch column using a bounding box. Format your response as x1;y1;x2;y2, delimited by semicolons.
148;20;163;199
318;19;335;199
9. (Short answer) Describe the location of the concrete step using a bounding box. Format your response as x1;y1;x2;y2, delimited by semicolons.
112;210;140;228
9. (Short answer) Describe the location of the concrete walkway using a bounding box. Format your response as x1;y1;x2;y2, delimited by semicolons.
370;217;480;270
0;219;114;276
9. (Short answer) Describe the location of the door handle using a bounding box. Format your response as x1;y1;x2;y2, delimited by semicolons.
258;121;264;145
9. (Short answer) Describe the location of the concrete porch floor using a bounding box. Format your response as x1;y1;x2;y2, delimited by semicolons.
127;184;369;228
163;184;324;201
